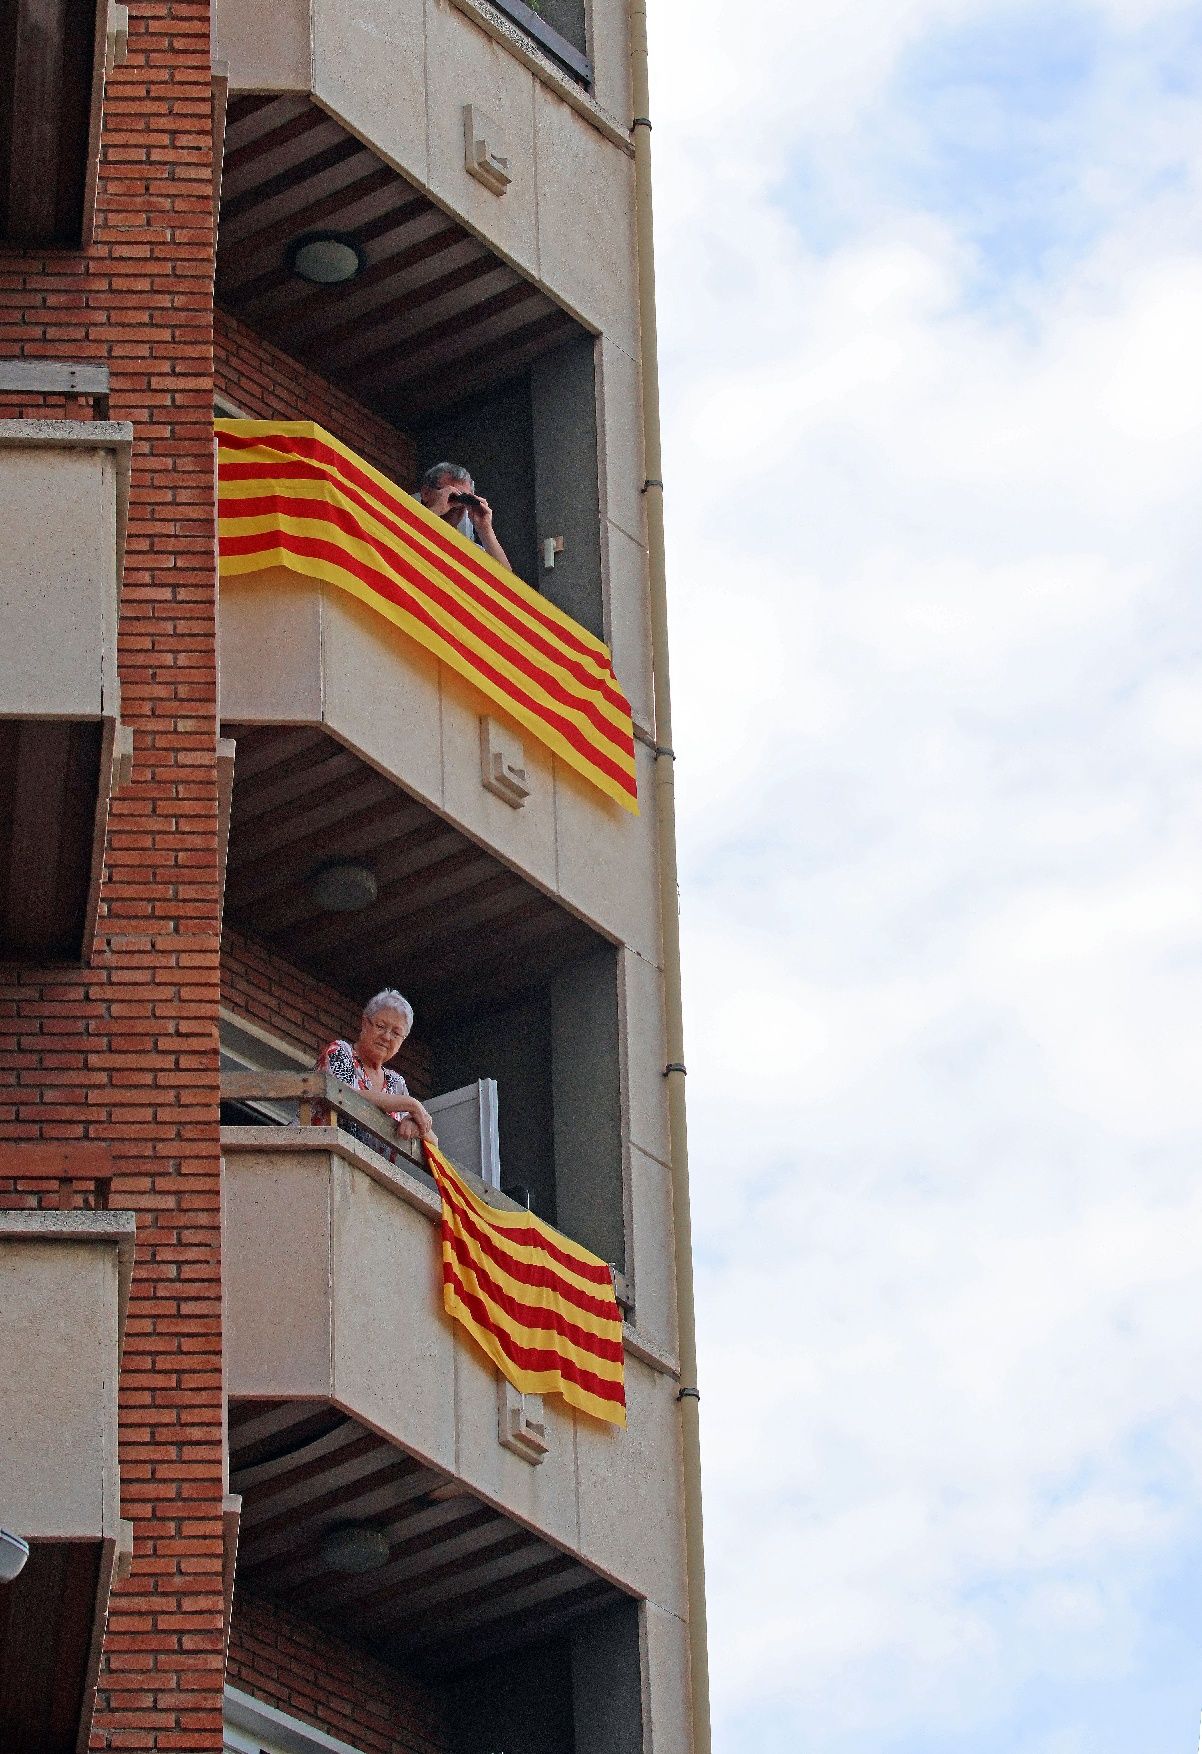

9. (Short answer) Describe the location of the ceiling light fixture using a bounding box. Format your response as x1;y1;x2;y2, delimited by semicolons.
0;1529;30;1583
286;231;365;285
320;1524;390;1575
308;863;378;914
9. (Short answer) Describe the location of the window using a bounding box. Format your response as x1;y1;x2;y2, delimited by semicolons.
224;1687;366;1754
488;0;592;85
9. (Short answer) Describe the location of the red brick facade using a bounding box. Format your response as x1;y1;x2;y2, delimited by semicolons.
228;1593;452;1754
215;308;417;487
0;3;226;1748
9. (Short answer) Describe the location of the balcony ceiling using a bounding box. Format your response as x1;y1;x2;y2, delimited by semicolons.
218;96;582;422
229;1398;627;1675
222;724;604;1025
0;721;105;962
0;1541;104;1754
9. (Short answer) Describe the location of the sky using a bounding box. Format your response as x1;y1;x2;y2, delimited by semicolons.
646;2;1202;1750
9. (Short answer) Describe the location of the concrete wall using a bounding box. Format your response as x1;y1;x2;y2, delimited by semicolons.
0;421;129;722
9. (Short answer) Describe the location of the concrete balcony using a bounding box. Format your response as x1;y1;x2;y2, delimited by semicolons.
219;558;657;967
222;1082;688;1673
0;421;133;962
0;1210;135;1754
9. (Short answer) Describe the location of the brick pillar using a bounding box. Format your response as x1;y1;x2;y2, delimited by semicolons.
0;3;224;1749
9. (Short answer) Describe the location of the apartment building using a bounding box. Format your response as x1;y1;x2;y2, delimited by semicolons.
0;1;708;1751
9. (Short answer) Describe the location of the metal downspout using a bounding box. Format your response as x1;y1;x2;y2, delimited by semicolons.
627;5;712;1749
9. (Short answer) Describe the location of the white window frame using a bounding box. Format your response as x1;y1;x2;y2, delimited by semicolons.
219;1007;310;1126
224;1685;367;1754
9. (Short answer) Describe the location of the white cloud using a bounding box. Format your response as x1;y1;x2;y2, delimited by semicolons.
648;0;1202;1747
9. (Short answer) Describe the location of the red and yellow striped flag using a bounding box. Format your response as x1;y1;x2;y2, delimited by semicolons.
424;1140;626;1427
216;419;638;813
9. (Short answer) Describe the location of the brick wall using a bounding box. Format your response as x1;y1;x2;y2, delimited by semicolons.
0;3;226;1749
215;308;417;486
228;1592;453;1754
220;927;432;1093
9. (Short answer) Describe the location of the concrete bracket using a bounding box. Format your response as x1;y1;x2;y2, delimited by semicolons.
114;1518;135;1581
480;714;530;807
463;104;513;195
497;1376;548;1464
112;721;134;791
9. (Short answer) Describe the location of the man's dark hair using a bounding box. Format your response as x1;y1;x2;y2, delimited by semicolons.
420;461;473;493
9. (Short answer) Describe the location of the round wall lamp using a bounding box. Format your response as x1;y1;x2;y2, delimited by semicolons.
308;863;378;914
286;231;365;286
0;1529;30;1583
319;1524;390;1575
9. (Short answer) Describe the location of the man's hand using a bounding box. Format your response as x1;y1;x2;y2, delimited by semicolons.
466;494;495;536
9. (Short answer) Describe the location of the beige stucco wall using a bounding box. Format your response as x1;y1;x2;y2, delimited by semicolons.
223;1133;686;1616
0;421;130;722
0;1213;133;1539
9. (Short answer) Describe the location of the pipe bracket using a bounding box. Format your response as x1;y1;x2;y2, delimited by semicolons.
663;1061;687;1077
677;1386;700;1403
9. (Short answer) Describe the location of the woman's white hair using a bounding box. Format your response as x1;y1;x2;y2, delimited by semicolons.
362;989;414;1034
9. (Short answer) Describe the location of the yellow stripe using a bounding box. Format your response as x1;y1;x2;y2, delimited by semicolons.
436;1157;617;1300
447;1243;622;1346
443;1285;627;1426
442;1241;625;1376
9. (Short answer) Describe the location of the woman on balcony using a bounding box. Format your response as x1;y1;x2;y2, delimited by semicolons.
314;990;437;1162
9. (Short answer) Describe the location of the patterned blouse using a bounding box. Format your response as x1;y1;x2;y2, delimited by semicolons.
314;1039;410;1163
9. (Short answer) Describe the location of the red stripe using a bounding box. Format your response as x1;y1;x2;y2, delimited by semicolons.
221;491;633;756
220;456;629;715
436;1174;619;1320
218;429;617;679
444;1260;626;1407
223;523;638;797
442;1221;623;1364
431;1159;614;1286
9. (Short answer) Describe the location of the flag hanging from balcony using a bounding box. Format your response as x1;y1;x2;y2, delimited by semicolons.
423;1140;627;1427
216;419;638;812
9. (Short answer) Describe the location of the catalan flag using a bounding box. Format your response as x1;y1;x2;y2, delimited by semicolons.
215;419;638;813
424;1141;626;1427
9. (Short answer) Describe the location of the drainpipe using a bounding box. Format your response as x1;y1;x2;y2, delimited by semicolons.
627;6;712;1750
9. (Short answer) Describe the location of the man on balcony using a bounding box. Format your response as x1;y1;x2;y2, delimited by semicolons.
419;461;512;571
